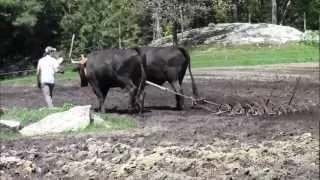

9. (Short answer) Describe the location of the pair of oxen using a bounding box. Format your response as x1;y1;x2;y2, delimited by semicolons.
72;47;199;113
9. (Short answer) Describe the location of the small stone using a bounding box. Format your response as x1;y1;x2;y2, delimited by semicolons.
0;120;21;130
56;160;65;167
181;161;195;172
244;169;250;175
69;144;77;150
262;148;268;153
75;151;88;160
23;162;36;173
120;151;131;162
61;164;69;173
302;133;312;138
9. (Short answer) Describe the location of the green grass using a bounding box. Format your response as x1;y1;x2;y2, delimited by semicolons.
190;43;318;68
1;107;67;127
0;107;137;140
0;131;20;140
0;43;318;86
80;113;136;133
0;65;78;86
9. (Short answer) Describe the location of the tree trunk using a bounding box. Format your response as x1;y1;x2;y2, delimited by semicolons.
271;0;277;24
172;20;178;47
232;0;238;22
248;12;251;23
304;12;307;32
180;6;184;40
279;0;291;25
118;22;121;48
153;3;161;40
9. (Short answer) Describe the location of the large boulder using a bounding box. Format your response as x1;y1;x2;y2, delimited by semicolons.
150;23;304;47
20;106;92;136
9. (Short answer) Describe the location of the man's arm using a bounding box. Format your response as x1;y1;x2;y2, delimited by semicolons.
53;57;64;72
57;57;64;64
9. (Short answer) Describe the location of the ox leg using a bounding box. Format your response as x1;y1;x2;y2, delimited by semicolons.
118;77;138;113
126;84;138;113
91;86;108;112
135;80;146;114
170;81;184;110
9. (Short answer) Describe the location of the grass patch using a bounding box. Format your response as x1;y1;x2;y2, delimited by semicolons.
190;43;318;68
0;65;78;86
81;113;137;133
0;130;20;140
0;107;137;140
0;44;317;86
0;107;67;127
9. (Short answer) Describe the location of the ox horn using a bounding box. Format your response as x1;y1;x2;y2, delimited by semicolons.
71;58;81;64
71;54;88;64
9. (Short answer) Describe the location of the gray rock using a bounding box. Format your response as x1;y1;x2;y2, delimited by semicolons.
19;105;91;136
0;120;21;131
150;23;304;47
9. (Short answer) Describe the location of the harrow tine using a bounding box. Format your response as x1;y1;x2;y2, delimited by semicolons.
230;102;244;115
196;104;218;113
301;104;310;113
213;110;228;116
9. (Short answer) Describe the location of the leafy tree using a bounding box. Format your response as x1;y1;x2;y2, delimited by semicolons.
0;0;42;61
60;0;141;57
211;0;232;23
0;0;64;66
141;0;211;46
247;0;264;23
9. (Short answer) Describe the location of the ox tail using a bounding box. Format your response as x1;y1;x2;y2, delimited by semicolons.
178;47;199;98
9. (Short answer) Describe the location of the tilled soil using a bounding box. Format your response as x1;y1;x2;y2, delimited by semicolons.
0;64;319;179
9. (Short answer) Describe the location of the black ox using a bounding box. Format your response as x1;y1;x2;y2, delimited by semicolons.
135;47;199;110
73;48;146;113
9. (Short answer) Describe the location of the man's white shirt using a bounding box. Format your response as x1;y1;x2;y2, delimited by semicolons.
37;55;59;84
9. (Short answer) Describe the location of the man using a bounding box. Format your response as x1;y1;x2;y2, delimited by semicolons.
36;46;64;107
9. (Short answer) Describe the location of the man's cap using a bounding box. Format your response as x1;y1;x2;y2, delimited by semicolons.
45;46;57;53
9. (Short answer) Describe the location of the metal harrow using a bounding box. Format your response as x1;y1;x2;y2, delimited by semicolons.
145;81;314;117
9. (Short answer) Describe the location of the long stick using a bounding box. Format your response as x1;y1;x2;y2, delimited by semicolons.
145;81;220;106
68;34;75;62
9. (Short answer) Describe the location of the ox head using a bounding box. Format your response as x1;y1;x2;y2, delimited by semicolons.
71;54;88;87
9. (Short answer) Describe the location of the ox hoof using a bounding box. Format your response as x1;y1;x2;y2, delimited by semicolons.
176;107;183;111
91;106;101;112
176;104;184;110
128;104;142;114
